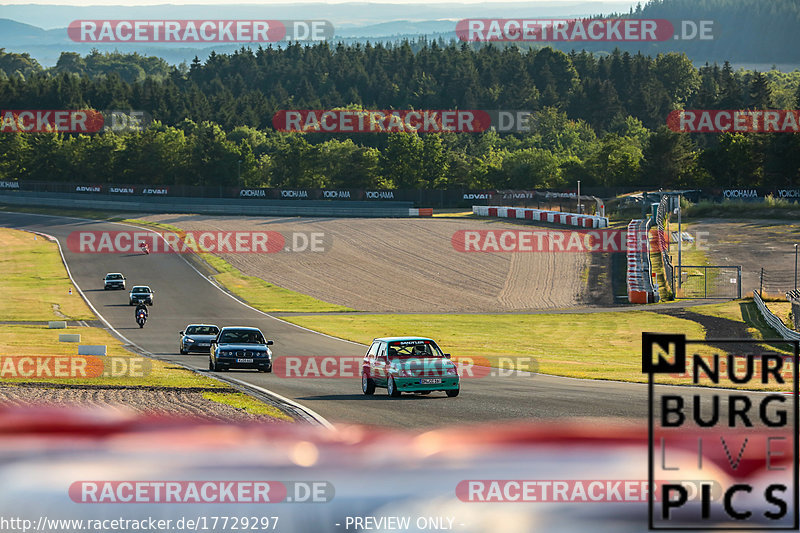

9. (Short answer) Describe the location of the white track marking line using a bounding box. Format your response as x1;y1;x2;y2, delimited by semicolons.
17;223;334;429
6;211;786;396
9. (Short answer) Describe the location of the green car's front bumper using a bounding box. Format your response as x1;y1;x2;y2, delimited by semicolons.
392;376;460;392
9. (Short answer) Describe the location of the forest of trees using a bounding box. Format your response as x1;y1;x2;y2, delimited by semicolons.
0;39;799;191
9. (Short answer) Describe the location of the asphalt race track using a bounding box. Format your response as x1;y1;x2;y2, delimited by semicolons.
1;211;724;428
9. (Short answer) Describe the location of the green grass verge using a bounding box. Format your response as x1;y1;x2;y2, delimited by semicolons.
123;218;353;313
0;324;229;387
0;228;95;321
284;307;791;391
283;311;707;384
202;391;294;421
0;227;291;420
432;210;477;218
691;299;795;355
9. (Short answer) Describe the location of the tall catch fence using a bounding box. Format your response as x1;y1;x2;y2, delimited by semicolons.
759;269;798;296
655;195;674;296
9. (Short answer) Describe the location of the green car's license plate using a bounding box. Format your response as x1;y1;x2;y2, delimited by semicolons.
420;378;442;384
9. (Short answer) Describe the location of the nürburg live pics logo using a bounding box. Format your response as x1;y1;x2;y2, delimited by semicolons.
643;332;798;529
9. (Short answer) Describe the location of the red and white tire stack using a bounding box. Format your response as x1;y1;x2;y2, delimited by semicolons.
472;205;609;228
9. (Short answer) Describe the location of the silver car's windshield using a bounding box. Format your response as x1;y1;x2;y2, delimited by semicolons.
186;326;219;335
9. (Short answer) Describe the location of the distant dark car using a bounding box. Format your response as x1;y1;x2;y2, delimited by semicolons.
103;273;126;290
179;324;220;355
209;326;273;373
129;286;154;306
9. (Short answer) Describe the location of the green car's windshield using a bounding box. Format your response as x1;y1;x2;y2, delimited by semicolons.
387;341;444;359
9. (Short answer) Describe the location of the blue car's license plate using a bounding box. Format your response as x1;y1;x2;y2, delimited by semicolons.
420;378;442;384
236;358;254;363
198;343;209;347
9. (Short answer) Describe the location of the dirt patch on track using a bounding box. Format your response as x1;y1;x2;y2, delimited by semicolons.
0;384;285;423
140;215;593;313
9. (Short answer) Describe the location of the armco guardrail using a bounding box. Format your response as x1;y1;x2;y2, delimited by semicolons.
754;290;800;341
627;219;658;304
0;190;431;217
472;205;608;228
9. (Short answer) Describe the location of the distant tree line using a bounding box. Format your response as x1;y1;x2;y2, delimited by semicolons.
0;41;799;190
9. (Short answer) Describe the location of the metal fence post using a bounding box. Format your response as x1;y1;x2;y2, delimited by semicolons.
704;266;707;298
760;267;764;297
737;266;742;299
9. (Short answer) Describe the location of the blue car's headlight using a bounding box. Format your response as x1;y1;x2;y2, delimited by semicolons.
185;338;195;343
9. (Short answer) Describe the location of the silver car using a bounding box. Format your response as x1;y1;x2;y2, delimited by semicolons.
103;272;126;290
129;286;154;306
179;324;220;354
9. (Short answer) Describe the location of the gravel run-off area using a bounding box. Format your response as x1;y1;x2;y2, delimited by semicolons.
140;215;602;313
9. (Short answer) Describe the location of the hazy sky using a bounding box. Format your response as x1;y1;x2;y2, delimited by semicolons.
0;0;637;5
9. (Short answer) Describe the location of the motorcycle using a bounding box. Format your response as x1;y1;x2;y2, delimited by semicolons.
135;308;148;328
140;242;150;255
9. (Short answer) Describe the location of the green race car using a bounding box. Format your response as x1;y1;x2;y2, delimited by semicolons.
361;337;460;397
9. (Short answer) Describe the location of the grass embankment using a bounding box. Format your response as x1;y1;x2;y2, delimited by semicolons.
284;303;792;391
0;227;291;419
123;218;353;313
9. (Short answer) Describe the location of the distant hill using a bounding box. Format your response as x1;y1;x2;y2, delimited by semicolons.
0;0;797;70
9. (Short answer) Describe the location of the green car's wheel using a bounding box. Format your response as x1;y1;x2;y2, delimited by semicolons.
362;373;375;395
387;377;401;397
446;387;460;397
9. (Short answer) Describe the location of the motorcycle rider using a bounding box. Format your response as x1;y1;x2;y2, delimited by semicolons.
135;301;148;327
